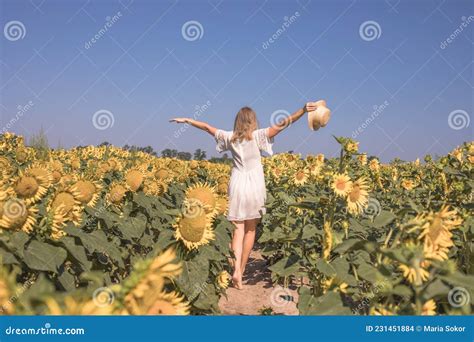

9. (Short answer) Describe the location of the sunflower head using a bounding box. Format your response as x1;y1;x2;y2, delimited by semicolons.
184;182;218;215
331;173;352;197
70;180;100;207
217;271;230;289
108;183;127;205
346;177;369;215
125;169;144;192
174;210;214;250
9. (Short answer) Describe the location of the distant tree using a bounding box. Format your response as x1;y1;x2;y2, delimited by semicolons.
193;149;207;160
161;149;178;158
28;127;49;160
29;127;49;150
99;141;111;147
177;151;192;160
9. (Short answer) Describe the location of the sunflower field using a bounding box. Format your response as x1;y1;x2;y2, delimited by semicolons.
0;132;473;315
260;137;474;315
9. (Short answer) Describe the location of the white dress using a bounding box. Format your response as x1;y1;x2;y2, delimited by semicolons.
215;128;274;221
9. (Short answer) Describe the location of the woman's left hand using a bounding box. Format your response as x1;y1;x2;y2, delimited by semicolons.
304;102;318;113
169;118;189;123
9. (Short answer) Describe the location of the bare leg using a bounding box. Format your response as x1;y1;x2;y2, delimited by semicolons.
231;221;244;289
241;219;258;277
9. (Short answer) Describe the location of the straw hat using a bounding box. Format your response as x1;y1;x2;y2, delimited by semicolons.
308;100;331;131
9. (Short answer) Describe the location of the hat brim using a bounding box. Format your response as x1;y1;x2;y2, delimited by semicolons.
308;107;331;131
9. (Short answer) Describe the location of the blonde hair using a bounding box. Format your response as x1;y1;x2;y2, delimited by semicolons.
231;106;258;143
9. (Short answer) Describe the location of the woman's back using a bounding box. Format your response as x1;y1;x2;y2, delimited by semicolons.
215;128;274;171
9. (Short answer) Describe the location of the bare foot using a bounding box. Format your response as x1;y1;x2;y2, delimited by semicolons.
232;271;243;290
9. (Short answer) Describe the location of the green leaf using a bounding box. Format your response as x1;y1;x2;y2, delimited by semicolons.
423;279;450;299
57;270;76;291
24;240;67;272
316;259;336;277
60;237;92;271
0;247;19;264
9;231;30;258
372;210;396;228
176;255;209;298
268;255;300;277
117;215;147;240
298;288;351;315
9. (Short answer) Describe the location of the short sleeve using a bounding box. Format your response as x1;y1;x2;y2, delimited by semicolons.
215;130;231;153
255;128;274;155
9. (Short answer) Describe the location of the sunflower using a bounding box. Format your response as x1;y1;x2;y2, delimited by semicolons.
369;159;380;172
216;197;228;216
346;177;369;215
124;169;144;192
370;305;396;315
143;179;167;196
69;179;101;207
106;183;128;207
44;296;114;315
0;198;37;233
48;190;83;232
217;271;230;289
345;142;359;153
451;148;463;162
184;182;218;215
398;260;430;286
357;154;367;165
417;206;462;261
173;210;215;250
292;169;309;186
26;164;53;188
13;174;48;204
121;248;189;315
154;168;171;181
0;267;17;315
421;299;437;315
69;158;81;170
401;179;415;191
331;173;352;197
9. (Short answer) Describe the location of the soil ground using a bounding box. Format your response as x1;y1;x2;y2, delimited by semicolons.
218;250;299;315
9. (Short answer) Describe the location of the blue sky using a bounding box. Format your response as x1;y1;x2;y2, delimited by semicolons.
0;0;472;161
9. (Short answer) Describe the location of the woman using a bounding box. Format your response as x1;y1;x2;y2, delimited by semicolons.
170;102;319;289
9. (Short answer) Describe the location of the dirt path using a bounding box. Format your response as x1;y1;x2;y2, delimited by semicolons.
218;250;299;315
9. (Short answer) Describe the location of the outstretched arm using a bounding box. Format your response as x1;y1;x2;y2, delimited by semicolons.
169;118;217;136
267;102;318;139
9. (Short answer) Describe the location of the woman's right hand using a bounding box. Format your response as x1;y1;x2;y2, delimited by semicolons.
169;118;189;123
304;102;318;113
